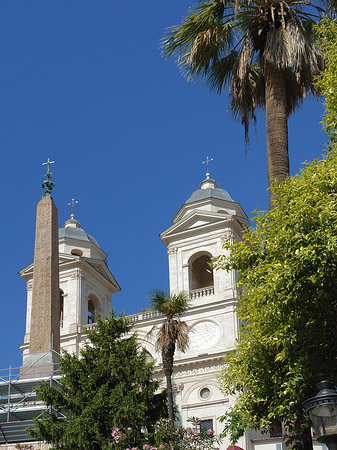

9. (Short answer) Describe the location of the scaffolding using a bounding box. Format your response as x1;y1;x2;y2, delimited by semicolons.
0;359;62;444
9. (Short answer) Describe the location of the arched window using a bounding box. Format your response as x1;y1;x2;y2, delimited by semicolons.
87;293;100;325
189;253;214;291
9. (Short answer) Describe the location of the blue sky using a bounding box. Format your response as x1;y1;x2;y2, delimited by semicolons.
0;1;327;370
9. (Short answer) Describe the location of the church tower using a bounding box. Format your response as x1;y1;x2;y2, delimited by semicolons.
159;170;249;446
131;169;249;449
20;188;120;363
160;169;249;304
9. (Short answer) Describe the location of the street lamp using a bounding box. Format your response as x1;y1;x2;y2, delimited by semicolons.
303;381;337;450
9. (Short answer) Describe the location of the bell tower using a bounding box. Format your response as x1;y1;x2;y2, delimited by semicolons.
152;169;250;448
160;170;249;306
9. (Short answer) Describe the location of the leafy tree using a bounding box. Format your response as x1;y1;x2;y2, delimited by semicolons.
213;144;337;450
212;20;337;450
162;0;328;208
316;18;337;143
29;311;165;450
148;290;190;421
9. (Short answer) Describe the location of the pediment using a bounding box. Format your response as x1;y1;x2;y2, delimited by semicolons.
20;254;77;277
19;255;120;292
160;211;232;240
84;259;120;291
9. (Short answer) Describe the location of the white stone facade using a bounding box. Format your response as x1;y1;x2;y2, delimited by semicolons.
18;175;282;450
20;217;120;358
131;174;250;450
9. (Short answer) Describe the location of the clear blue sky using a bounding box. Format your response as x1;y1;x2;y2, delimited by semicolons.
0;1;327;370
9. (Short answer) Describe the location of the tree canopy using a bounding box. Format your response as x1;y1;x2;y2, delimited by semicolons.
215;147;337;445
29;311;165;450
316;18;337;142
214;20;337;446
162;0;329;208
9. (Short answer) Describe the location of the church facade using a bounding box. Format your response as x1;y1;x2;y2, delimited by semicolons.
1;171;308;450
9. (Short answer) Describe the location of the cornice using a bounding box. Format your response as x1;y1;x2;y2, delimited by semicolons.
161;216;247;247
20;257;120;292
172;197;248;224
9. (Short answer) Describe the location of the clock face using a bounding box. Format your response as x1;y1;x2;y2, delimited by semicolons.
189;321;220;350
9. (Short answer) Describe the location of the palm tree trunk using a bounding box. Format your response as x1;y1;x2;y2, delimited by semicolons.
264;60;290;209
164;368;175;421
162;346;175;421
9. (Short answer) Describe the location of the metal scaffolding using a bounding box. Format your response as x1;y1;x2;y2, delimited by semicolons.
0;360;62;444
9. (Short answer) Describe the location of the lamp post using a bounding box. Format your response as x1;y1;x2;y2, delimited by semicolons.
303;381;337;450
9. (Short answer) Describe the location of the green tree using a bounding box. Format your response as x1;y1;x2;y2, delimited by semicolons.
214;146;337;450
213;20;337;450
163;0;327;208
316;18;337;143
29;311;164;450
148;290;190;421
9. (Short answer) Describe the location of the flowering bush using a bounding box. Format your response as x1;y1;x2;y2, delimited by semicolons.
15;445;35;450
111;418;222;450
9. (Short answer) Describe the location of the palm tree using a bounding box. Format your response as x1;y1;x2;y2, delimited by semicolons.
148;289;190;421
163;0;327;208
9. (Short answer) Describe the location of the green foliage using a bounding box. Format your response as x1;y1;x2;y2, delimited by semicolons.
149;290;190;320
29;311;165;450
110;418;222;450
162;0;326;147
317;19;337;142
214;149;337;442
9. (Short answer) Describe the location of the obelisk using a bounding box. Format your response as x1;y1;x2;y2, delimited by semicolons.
21;159;60;378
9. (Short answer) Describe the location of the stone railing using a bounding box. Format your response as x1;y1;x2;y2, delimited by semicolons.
83;323;96;331
189;286;214;299
128;310;163;322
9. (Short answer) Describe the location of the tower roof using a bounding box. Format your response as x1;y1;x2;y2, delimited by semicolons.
171;172;239;225
185;174;233;205
58;218;99;247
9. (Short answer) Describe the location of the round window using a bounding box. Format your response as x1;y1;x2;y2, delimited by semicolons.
200;387;211;400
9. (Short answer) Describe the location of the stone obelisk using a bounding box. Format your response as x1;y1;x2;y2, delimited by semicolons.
21;159;60;378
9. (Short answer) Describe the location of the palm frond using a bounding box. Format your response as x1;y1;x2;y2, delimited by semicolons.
148;290;190;318
176;321;190;352
155;319;190;353
163;0;326;150
162;1;222;57
148;289;171;314
206;51;239;94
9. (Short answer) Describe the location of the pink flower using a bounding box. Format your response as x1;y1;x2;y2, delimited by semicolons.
206;429;213;435
143;445;151;449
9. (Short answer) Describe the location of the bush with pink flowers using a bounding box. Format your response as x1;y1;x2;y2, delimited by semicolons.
111;418;222;450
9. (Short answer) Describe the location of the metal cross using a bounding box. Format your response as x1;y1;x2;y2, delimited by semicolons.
202;156;214;176
42;158;55;174
68;198;78;219
41;158;55;197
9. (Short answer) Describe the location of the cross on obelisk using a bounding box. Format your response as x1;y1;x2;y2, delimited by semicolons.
68;198;78;219
42;157;55;173
41;158;55;197
202;156;214;177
